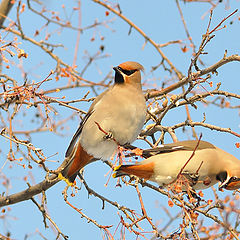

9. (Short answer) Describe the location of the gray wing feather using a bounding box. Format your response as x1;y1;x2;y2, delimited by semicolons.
65;110;93;158
125;140;215;159
64;88;110;158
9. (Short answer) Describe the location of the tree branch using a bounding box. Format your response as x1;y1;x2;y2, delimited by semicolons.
0;174;59;207
146;54;240;99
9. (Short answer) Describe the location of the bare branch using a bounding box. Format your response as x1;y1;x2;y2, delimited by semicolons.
0;175;59;207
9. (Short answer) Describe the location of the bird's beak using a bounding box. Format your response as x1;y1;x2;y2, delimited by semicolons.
218;181;228;190
113;66;120;73
218;174;231;190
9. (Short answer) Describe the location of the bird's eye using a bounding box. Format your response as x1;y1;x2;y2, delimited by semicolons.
231;176;239;182
118;67;137;76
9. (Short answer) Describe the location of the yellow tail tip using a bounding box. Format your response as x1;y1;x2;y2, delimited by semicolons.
113;165;122;171
58;172;74;187
112;165;122;178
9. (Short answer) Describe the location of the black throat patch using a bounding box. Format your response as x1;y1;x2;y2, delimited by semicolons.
114;70;124;84
216;171;227;182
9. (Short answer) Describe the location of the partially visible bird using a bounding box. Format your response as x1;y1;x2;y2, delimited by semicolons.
59;61;147;183
113;140;240;190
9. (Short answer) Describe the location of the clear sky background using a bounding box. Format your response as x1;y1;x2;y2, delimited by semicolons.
1;0;240;239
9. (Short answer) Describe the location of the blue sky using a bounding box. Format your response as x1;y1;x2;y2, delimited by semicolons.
0;0;240;239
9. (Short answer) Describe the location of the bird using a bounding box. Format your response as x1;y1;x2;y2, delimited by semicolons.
113;140;240;191
59;61;147;183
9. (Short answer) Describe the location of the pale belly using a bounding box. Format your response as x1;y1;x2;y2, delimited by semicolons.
152;175;218;190
79;103;146;159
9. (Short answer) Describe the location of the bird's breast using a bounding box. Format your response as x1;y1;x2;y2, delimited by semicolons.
79;85;146;159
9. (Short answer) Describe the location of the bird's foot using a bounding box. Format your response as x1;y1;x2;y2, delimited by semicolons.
58;172;75;187
182;172;199;187
104;131;114;140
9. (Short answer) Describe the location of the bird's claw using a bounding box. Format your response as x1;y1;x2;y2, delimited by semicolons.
104;131;114;140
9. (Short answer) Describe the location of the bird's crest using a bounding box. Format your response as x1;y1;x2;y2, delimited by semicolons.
118;61;144;71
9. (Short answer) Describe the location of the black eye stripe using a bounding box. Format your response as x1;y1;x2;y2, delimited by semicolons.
118;67;137;76
230;176;240;182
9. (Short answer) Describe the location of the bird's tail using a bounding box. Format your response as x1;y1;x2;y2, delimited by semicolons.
60;143;93;183
112;165;130;178
113;162;154;180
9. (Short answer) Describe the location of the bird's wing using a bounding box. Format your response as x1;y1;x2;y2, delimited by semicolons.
126;141;215;159
65;88;110;158
141;145;187;158
65;110;93;158
123;144;187;159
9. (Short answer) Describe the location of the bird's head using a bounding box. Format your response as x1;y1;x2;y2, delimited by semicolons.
113;61;144;85
217;170;240;190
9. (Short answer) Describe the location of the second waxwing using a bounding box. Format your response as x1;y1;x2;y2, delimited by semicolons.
113;140;240;191
59;61;147;182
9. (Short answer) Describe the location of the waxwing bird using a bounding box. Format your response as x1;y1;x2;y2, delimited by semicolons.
113;140;240;191
59;61;147;182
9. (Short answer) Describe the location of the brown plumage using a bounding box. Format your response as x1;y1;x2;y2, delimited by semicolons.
63;145;93;182
116;162;154;180
118;61;144;71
